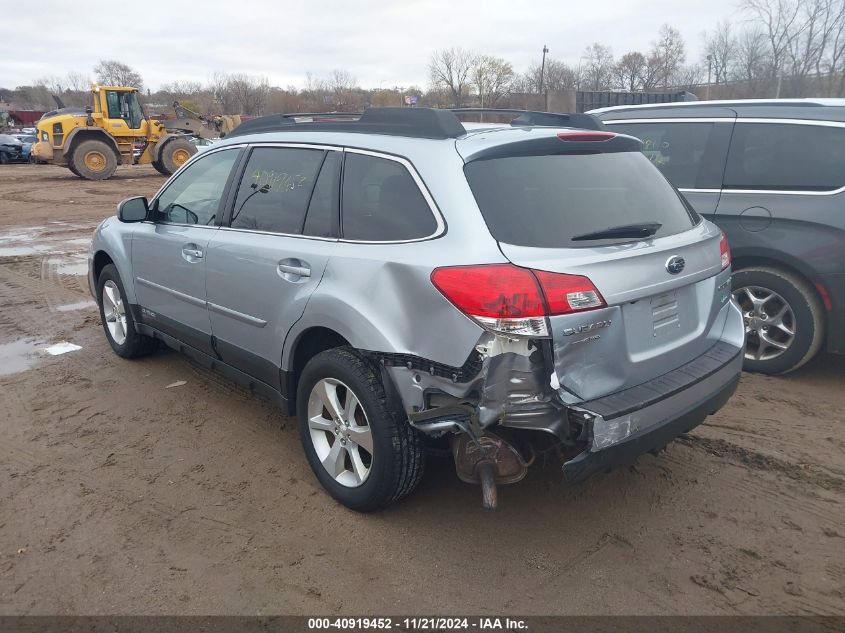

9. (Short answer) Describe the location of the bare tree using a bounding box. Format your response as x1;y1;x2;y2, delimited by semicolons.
429;48;476;106
704;21;738;84
471;55;515;106
650;24;687;88
523;58;579;93
742;0;803;80
614;51;648;91
581;43;615;90
227;73;270;115
94;60;144;90
327;69;359;110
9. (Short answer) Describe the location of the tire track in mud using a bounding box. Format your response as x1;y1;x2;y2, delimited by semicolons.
677;434;845;492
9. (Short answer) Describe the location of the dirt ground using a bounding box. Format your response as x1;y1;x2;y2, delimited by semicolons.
0;163;843;616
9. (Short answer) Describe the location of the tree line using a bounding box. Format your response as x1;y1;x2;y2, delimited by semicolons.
3;0;844;116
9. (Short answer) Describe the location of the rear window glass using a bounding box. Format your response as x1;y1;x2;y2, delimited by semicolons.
464;152;698;248
724;123;845;191
341;153;437;241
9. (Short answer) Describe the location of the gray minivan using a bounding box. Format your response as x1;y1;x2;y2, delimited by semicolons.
592;99;845;374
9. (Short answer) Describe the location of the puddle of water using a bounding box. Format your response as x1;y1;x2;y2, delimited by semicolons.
0;339;44;376
46;254;89;276
55;299;96;312
0;224;95;258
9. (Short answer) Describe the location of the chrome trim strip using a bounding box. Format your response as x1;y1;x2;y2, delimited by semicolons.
722;186;845;196
136;277;206;307
605;118;735;124
679;188;721;194
207;302;267;327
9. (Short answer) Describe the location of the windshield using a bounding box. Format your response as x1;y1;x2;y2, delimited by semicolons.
464;151;699;249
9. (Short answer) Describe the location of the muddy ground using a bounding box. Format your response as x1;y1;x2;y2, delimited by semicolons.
0;163;843;616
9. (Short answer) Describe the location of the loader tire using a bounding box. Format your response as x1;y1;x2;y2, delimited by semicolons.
72;140;117;180
67;161;82;178
151;159;169;176
158;138;196;175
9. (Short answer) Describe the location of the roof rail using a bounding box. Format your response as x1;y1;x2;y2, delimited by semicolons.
450;108;605;131
225;107;467;140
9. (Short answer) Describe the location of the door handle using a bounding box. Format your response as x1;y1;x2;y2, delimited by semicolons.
181;245;203;261
278;263;310;277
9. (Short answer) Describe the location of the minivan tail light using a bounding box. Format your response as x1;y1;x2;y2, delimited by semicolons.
719;231;731;270
431;264;606;337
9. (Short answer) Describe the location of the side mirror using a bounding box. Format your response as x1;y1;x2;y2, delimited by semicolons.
118;196;149;223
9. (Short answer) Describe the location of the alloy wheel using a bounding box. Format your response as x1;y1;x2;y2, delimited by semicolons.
102;280;128;345
732;285;796;361
307;378;374;487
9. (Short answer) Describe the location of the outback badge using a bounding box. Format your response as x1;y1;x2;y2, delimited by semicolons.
665;255;685;275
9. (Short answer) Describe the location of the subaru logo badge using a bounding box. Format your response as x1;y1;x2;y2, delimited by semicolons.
666;255;685;275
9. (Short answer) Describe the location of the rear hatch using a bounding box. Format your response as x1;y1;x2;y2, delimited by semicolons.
461;131;729;401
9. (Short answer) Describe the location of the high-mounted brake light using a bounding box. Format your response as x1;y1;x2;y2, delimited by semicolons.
719;231;731;270
431;264;606;337
556;131;616;142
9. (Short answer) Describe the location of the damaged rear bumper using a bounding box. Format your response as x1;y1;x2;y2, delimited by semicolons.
562;341;742;482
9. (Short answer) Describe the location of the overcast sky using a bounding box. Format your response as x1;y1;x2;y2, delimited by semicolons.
3;0;743;91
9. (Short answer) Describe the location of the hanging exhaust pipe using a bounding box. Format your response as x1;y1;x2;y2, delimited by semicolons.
450;430;531;510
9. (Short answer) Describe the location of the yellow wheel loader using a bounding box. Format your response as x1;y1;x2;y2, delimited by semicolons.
32;86;219;180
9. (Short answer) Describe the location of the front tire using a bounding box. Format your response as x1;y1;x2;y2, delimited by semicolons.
151;159;169;175
732;266;825;374
96;264;155;358
72;139;117;180
297;347;425;511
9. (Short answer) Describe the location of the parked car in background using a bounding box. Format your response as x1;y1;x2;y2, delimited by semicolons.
591;99;845;374
88;107;743;510
0;134;24;164
14;134;37;163
190;136;217;152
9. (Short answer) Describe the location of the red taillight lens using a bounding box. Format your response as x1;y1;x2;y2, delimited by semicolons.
557;131;616;142
719;231;731;270
430;264;545;318
431;264;606;337
533;270;606;314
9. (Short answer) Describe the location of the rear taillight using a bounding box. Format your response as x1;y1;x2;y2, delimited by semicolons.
431;264;606;337
720;231;731;270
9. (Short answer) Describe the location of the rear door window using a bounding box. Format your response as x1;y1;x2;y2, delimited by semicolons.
723;122;845;191
303;150;341;238
608;121;726;189
341;153;437;241
231;147;325;234
464;151;699;248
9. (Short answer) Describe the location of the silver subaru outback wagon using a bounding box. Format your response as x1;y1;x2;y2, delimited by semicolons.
89;107;744;511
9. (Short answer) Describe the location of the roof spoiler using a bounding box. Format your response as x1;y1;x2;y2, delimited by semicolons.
451;108;606;131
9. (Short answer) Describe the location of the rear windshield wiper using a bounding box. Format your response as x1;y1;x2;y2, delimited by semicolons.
571;222;662;242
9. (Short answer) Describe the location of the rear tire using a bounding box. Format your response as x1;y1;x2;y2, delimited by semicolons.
96;264;155;358
158;138;196;175
72;139;117;180
296;347;425;511
67;161;82;177
151;159;169;175
0;152;8;165
732;266;825;374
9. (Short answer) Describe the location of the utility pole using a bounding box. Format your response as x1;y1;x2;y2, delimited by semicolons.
540;45;549;110
706;54;712;100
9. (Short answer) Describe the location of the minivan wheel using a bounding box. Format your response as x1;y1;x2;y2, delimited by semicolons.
296;347;425;511
732;267;825;374
96;264;155;358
